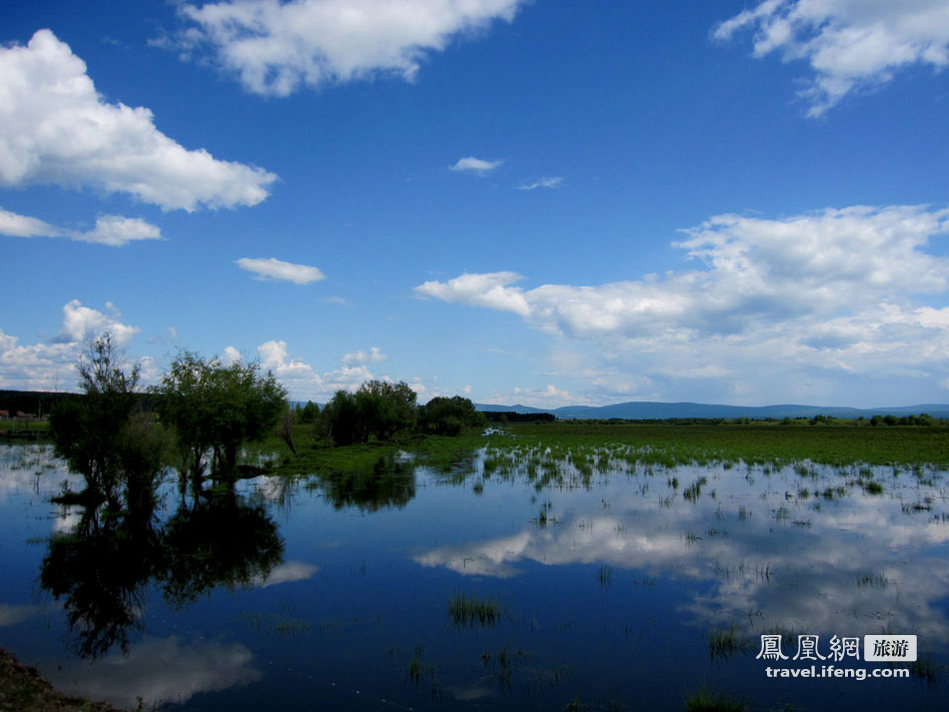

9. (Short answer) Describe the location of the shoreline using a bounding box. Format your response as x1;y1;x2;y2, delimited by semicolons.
0;647;123;712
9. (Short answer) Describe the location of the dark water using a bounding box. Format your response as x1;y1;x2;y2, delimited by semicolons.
1;442;947;710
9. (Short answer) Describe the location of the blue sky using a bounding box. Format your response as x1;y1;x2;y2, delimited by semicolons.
2;0;949;408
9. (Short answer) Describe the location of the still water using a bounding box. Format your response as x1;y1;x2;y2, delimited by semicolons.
0;441;947;710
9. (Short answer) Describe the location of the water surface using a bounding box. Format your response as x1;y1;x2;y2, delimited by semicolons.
0;441;947;710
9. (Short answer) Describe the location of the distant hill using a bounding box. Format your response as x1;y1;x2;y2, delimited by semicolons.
475;400;949;420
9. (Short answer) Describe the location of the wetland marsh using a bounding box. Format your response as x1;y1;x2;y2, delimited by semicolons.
1;422;948;710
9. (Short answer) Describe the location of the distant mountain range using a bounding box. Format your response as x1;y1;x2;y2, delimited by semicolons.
473;401;949;420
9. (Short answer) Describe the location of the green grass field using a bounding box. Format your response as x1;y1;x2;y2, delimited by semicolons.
266;419;949;480
0;419;49;436
497;421;949;467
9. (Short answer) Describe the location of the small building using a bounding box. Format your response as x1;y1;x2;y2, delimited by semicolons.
0;410;9;419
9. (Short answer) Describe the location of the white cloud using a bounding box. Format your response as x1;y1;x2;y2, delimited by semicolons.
0;207;162;246
235;256;326;284
320;363;376;393
0;29;277;210
449;156;504;174
57;299;139;347
255;340;324;396
416;205;949;404
81;215;162;246
222;345;244;365
341;346;387;365
0;206;59;237
715;0;949;116
493;383;573;408
177;0;524;96
517;176;564;190
251;340;395;399
0;300;140;390
415;271;530;316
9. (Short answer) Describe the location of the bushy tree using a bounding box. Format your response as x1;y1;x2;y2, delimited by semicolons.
358;380;418;441
322;380;418;445
419;396;485;435
50;335;164;506
297;400;320;424
320;390;365;446
157;353;287;481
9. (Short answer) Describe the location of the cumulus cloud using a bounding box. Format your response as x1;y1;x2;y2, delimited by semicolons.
255;339;324;396
222;345;244;365
245;339;398;399
0;207;59;237
714;0;949;116
0;207;162;246
235;256;326;284
0;300;139;390
0;29;277;210
416;205;949;404
56;300;139;346
449;156;504;175
341;346;387;365
82;215;163;246
176;0;524;96
415;271;530;316
320;363;376;393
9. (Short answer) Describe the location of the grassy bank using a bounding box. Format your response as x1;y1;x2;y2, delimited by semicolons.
0;647;122;712
261;419;949;482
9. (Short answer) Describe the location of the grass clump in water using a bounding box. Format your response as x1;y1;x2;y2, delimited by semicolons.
909;654;940;685
596;565;614;589
683;477;708;502
708;626;751;659
448;593;505;628
685;685;748;711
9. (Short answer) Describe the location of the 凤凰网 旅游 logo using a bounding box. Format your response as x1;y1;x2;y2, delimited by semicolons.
755;634;916;663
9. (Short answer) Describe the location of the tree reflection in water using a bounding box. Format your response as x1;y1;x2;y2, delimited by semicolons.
40;481;283;659
162;489;283;608
314;454;417;512
40;499;161;658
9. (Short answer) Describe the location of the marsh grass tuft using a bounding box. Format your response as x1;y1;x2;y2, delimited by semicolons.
683;477;708;502
909;653;940;685
685;685;748;711
863;480;884;495
708;626;751;660
857;572;889;589
448;593;505;628
597;565;614;589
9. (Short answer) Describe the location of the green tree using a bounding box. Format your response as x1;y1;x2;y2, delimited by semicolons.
322;380;418;445
297;400;320;424
157;353;287;483
321;390;364;445
358;380;418;441
419;396;485;435
50;335;164;507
